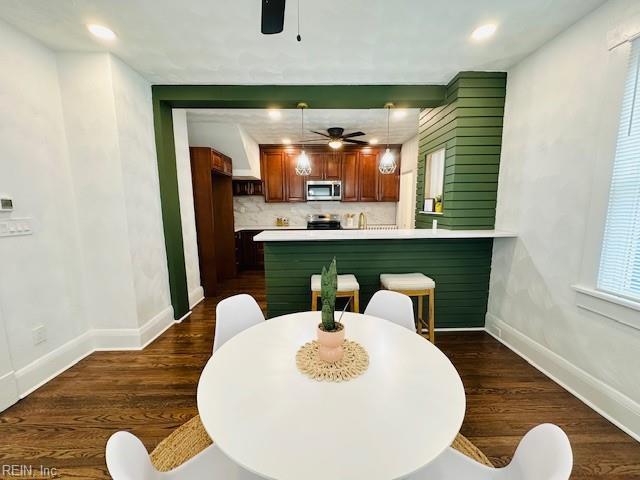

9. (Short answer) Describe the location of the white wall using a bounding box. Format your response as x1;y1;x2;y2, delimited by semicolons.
0;20;88;383
397;135;418;228
489;0;640;439
57;53;140;330
187;121;261;178
111;56;172;327
173;109;204;308
0;18;175;408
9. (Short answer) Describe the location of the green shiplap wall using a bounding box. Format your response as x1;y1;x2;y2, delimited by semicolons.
415;72;506;230
264;238;493;328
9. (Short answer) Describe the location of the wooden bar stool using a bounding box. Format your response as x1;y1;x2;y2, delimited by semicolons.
379;273;435;343
311;274;360;313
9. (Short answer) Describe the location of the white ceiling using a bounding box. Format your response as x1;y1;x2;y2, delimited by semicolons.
187;109;421;145
0;0;606;84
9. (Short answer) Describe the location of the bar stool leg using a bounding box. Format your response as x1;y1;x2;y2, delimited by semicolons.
353;291;360;313
311;291;318;311
428;288;435;344
417;294;424;334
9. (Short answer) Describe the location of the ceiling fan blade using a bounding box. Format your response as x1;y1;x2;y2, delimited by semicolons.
310;130;331;138
344;139;369;145
301;138;329;142
261;0;285;34
341;131;366;139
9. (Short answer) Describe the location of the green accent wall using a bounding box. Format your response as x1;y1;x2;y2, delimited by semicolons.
264;238;494;328
415;72;506;230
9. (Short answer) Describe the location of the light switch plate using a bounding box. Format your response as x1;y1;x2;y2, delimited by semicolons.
0;218;32;237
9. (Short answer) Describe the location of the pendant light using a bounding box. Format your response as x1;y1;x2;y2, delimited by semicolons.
379;103;397;174
295;102;312;176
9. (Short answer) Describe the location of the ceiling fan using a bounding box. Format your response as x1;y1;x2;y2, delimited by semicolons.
261;0;286;34
306;127;368;149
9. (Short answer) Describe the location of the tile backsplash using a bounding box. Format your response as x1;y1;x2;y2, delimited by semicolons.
234;196;397;227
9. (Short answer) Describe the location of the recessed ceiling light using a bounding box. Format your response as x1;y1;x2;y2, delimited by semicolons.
282;138;291;145
268;109;281;120
87;24;117;41
369;138;379;145
471;23;497;41
392;109;407;119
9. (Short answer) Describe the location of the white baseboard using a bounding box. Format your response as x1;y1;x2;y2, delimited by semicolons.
486;313;640;441
16;331;94;398
189;287;205;309
434;327;486;332
0;371;19;411
11;306;178;404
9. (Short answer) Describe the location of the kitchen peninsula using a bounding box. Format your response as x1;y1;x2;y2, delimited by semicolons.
255;228;516;327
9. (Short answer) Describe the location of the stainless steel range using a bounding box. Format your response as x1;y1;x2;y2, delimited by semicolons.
306;214;342;230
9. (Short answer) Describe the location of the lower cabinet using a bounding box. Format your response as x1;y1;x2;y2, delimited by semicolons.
236;230;264;271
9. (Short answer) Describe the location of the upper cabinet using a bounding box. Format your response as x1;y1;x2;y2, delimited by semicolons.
285;150;306;202
324;153;342;180
261;150;286;202
341;152;359;202
260;146;400;203
358;151;379;202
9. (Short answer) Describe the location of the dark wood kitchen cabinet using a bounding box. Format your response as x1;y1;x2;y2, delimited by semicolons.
358;151;379;202
378;152;401;201
306;151;325;181
236;230;264;270
259;145;401;203
341;152;359;202
261;150;286;202
285;150;306;202
189;147;236;297
325;156;342;180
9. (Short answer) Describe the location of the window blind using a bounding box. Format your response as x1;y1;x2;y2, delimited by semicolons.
598;38;640;301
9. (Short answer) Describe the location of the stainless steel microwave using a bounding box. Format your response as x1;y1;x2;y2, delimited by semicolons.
306;180;342;201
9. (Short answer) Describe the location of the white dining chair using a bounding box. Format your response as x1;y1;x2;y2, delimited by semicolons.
364;290;416;332
410;423;572;480
213;294;265;353
106;431;263;480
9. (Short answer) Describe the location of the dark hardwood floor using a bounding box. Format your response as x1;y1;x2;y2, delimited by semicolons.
0;271;638;479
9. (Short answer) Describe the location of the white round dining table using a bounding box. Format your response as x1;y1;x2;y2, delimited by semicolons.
197;311;465;480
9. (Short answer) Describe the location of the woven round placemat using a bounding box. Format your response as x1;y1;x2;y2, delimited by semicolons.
295;339;369;382
150;415;494;472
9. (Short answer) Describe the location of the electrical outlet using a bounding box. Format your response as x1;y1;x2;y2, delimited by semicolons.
32;325;46;345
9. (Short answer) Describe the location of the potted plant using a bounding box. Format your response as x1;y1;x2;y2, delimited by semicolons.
434;194;443;213
316;258;345;362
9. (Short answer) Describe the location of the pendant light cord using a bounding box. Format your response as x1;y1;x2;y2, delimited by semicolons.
296;0;302;41
386;105;391;148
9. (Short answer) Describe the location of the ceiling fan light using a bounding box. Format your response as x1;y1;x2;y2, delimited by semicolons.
295;150;312;176
379;148;397;175
328;140;343;149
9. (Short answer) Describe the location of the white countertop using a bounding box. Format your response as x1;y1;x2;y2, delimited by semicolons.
254;228;517;241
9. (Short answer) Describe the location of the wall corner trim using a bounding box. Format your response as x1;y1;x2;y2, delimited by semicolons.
189;287;205;309
485;313;640;441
